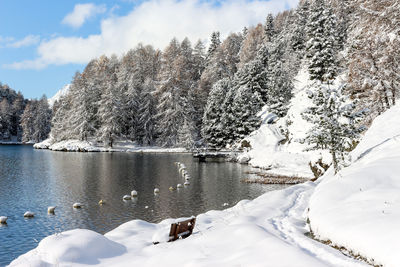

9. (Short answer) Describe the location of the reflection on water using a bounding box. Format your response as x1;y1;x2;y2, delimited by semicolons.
0;145;288;265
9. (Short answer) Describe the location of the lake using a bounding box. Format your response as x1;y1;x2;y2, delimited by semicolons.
0;145;287;266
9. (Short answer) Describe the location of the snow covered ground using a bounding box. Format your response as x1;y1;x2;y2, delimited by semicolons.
239;68;338;178
309;104;400;267
34;139;187;153
10;181;366;267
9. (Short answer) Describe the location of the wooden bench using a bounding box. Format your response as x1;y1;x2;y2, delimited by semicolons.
168;217;196;242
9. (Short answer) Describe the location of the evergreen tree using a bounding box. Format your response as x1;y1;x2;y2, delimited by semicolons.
302;83;364;173
207;31;221;59
0;98;11;139
265;41;293;117
231;85;262;141
306;0;338;83
202;78;231;148
291;0;310;53
32;95;52;142
264;13;276;43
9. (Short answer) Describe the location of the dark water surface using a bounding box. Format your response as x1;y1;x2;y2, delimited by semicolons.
0;145;287;266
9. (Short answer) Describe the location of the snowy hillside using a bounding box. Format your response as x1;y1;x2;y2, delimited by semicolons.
309;104;400;266
240;68;335;178
48;84;70;107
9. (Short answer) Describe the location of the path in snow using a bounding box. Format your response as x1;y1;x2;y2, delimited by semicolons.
268;184;366;267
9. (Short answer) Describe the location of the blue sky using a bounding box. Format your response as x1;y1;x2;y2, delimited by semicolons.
0;0;298;99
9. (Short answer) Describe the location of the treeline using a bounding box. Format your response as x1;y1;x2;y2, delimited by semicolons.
0;83;51;143
50;0;400;149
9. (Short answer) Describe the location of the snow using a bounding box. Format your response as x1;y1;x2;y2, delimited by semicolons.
309;104;400;267
241;68;331;178
34;139;187;153
10;181;367;267
16;100;400;266
48;84;70;107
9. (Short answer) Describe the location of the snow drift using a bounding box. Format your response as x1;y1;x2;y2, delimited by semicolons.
309;104;400;266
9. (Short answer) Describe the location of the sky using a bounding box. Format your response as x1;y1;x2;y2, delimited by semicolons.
0;0;299;99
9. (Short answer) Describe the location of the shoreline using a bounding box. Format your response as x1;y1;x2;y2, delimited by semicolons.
33;139;189;153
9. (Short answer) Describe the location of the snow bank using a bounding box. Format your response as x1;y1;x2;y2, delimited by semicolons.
34;139;187;153
242;68;331;178
10;182;365;266
309;104;400;266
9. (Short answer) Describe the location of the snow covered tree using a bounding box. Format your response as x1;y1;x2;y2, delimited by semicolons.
207;31;221;59
291;0;310;53
264;41;293;117
347;0;400;122
202;78;231;148
137;79;157;146
306;0;338;84
264;13;276;43
230;85;262;141
302;83;364;173
21;96;51;143
238;24;265;68
155;38;189;147
50;95;71;141
32;95;52;142
97;55;123;147
20;101;35;142
0;98;11;140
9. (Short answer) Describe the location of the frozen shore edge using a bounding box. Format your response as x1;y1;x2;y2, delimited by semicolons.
33;139;189;153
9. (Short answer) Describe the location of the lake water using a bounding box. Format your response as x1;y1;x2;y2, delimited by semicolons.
0;145;287;266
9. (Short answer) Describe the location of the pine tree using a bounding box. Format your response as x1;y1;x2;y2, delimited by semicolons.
264;13;276;43
306;0;338;83
302;83;364;173
231;85;262;141
202;78;231;148
32;95;52;142
265;41;293;117
291;0;310;53
207;31;221;59
0;98;11;140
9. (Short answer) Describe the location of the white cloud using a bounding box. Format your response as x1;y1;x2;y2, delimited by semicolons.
62;3;107;29
7;35;40;48
6;0;299;70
